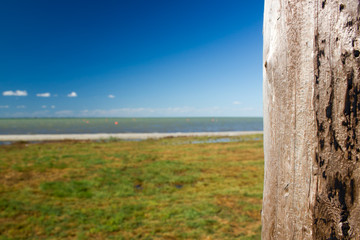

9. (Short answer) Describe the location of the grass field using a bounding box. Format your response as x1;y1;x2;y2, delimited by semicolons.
0;135;264;240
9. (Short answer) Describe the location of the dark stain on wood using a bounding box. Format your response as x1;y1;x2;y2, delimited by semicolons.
313;2;360;238
354;50;360;58
322;0;326;9
340;4;345;12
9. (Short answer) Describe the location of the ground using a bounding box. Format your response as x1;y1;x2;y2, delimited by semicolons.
0;135;263;239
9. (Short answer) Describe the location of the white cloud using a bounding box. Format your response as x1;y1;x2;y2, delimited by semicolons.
30;110;50;117
67;92;77;97
37;92;51;97
42;105;47;109
55;110;74;116
76;106;226;117
108;94;115;99
233;101;241;105
0;105;262;118
3;90;28;96
0;105;9;109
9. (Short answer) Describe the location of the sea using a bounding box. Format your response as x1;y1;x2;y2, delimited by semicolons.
0;117;263;135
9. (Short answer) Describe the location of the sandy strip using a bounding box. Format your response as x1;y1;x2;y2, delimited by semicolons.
0;131;263;142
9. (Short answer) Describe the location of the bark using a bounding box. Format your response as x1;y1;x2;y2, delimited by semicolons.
262;0;360;239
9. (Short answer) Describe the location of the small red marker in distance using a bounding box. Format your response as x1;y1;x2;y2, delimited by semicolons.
114;121;118;125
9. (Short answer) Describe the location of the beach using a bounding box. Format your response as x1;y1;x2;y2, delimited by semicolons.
0;131;263;141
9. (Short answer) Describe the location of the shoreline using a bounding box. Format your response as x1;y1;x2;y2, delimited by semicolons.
0;131;263;142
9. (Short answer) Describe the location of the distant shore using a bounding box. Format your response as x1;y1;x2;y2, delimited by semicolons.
0;131;263;142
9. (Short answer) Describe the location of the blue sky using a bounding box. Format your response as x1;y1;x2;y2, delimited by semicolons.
0;0;264;118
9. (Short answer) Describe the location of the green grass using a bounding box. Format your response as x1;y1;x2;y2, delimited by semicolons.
0;135;264;239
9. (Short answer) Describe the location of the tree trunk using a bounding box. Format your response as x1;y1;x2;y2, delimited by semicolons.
262;0;360;239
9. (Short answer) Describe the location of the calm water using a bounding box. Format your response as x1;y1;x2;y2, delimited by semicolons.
0;117;263;135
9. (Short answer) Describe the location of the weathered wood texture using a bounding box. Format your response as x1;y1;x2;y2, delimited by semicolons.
262;0;360;239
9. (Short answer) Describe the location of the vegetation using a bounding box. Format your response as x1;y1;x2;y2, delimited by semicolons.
0;135;264;239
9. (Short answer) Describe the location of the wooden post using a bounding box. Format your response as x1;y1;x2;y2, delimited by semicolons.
262;0;360;239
